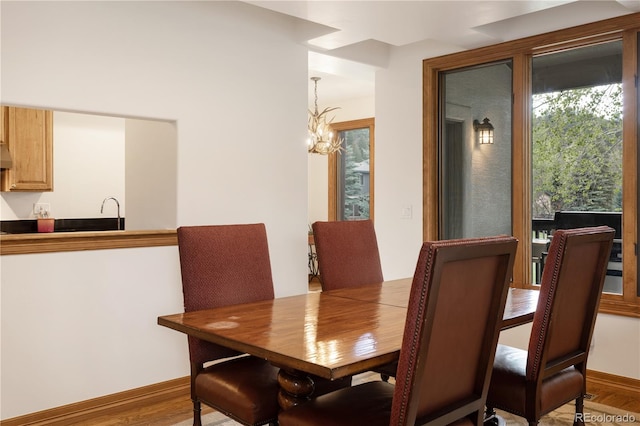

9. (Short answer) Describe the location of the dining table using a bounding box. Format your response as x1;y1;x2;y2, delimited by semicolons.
157;277;539;410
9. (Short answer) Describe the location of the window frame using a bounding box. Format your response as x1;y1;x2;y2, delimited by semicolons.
328;118;375;221
423;13;640;317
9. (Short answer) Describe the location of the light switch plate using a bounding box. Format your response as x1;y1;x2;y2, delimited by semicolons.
400;205;412;219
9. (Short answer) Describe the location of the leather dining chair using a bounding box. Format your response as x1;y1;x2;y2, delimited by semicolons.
485;226;614;426
312;220;384;291
177;223;350;426
278;235;518;426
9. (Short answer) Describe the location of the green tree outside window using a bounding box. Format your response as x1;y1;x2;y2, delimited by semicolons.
532;84;623;219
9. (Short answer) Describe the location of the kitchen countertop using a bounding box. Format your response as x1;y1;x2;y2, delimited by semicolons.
0;229;177;255
1;217;124;234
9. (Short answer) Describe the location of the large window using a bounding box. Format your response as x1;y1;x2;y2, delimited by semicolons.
440;61;512;239
423;14;639;317
531;41;623;290
329;118;374;221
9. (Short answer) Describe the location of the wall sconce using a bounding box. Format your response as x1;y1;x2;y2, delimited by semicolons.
473;117;494;144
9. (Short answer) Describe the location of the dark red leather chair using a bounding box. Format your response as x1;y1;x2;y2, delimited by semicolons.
278;235;518;426
485;226;614;426
312;220;383;291
178;224;350;426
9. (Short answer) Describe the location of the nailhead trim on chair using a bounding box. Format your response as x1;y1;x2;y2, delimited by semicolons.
395;243;435;424
526;233;565;381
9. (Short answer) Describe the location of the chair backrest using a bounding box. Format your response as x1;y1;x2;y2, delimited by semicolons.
177;223;275;365
312;220;383;291
526;226;614;383
391;236;518;426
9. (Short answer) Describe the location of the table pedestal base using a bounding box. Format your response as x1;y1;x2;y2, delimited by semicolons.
277;369;315;410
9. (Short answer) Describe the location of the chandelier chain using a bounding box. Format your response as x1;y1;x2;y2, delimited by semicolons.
313;77;320;115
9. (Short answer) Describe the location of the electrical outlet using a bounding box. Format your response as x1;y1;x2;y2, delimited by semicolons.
33;203;51;217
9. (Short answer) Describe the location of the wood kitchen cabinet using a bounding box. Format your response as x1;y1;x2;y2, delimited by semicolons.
1;106;53;191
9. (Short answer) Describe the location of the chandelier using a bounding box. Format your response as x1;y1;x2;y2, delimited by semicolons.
307;77;343;155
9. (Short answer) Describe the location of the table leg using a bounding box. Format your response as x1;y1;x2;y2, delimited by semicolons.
277;368;315;410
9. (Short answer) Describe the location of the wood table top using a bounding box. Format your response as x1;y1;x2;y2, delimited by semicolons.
322;278;539;329
158;280;538;380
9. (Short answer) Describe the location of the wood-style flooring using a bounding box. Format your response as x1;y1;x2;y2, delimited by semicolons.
586;380;640;413
62;393;213;426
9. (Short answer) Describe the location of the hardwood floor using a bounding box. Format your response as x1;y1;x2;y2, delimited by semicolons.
586;380;640;413
63;394;214;426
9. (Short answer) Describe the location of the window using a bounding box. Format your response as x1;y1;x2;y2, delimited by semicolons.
423;15;639;317
329;118;374;221
440;61;513;240
531;41;623;290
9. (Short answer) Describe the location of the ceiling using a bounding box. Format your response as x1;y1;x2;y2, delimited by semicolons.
243;0;640;104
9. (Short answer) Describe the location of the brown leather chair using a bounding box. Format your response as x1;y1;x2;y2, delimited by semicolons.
312;220;383;291
278;235;518;426
485;226;614;426
178;223;350;426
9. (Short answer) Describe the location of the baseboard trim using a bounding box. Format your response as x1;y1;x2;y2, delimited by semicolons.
0;377;190;426
587;369;640;398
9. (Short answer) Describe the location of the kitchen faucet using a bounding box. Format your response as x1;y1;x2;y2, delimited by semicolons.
101;197;121;230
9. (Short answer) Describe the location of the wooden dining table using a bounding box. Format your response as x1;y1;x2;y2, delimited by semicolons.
157;277;539;409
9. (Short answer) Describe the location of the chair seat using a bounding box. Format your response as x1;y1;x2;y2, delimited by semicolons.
487;344;584;417
196;356;279;425
279;381;394;426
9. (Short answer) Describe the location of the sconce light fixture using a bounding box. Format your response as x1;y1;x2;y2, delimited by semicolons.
473;117;494;144
307;77;343;155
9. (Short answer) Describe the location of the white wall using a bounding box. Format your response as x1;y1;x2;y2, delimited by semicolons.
588;314;640;378
307;154;329;224
125;118;177;230
499;313;640;380
1;247;185;418
0;1;308;419
374;44;426;280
